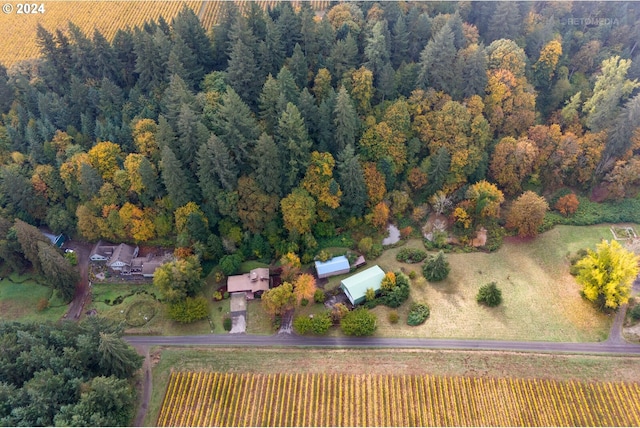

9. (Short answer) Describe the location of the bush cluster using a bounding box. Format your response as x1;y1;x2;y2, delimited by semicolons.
168;296;209;323
314;289;326;303
396;248;428;263
407;303;430;326
630;305;640;321
293;312;333;335
340;308;377;336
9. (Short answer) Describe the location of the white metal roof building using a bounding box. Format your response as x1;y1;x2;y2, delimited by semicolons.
315;255;351;279
340;265;385;305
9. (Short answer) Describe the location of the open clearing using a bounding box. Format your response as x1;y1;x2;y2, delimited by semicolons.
371;225;616;342
146;347;640;426
0;274;66;322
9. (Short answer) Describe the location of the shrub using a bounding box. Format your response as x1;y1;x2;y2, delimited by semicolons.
168;296;209;323
400;226;413;239
223;316;232;331
396;248;428;263
358;237;373;255
314;289;326;304
340;308;377;336
484;224;505;252
301;298;309;307
387;310;399;324
331;303;350;323
630;305;640;321
381;272;397;291
407;303;430;326
212;291;223;301
316;250;332;262
223;292;230;299
36;298;49;312
555;193;579;217
365;288;376;302
64;251;78;266
370;243;383;258
293;312;333;335
422;251;450;281
408;270;417;279
477;282;502;307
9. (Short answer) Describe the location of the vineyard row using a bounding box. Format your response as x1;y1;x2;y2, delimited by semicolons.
157;371;640;427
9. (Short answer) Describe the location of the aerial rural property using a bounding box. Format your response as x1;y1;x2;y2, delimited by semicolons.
1;0;640;426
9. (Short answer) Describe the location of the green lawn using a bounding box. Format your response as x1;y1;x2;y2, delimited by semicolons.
368;225;616;342
88;282;231;335
238;260;270;273
0;274;67;322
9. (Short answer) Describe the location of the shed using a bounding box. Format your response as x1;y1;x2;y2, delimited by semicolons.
315;256;351;279
41;231;65;248
340;265;385;306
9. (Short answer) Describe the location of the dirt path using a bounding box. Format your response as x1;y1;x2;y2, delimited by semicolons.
606;304;627;345
133;346;152;427
62;241;92;320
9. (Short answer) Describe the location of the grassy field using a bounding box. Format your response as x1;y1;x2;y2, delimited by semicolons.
368;225;616;342
88;282;230;335
0;273;66;322
145;346;640;426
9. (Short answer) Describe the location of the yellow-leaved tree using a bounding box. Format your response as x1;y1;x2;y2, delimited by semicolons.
575;240;639;311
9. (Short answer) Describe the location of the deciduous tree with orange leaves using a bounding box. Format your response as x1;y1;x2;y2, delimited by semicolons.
506;191;549;237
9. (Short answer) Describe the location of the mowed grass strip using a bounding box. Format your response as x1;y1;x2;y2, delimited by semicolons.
157;371;640;427
372;225;616;342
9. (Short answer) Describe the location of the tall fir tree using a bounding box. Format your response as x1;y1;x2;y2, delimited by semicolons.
333;86;359;154
277;102;312;193
337;144;367;217
160;145;195;208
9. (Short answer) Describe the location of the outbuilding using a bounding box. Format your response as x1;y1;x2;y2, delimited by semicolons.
315;255;351;279
340;265;385;306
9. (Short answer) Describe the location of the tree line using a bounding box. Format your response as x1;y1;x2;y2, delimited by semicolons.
0;1;639;270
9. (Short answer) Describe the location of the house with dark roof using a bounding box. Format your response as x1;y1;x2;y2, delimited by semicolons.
90;240;114;262
107;243;139;273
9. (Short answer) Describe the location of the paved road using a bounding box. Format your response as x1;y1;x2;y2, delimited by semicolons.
124;333;640;355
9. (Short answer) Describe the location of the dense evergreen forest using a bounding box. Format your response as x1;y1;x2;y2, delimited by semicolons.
1;1;640;273
0;319;142;426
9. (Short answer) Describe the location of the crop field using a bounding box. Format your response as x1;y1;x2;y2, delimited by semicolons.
0;1;202;67
157;371;640;426
200;0;329;31
1;0;331;67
